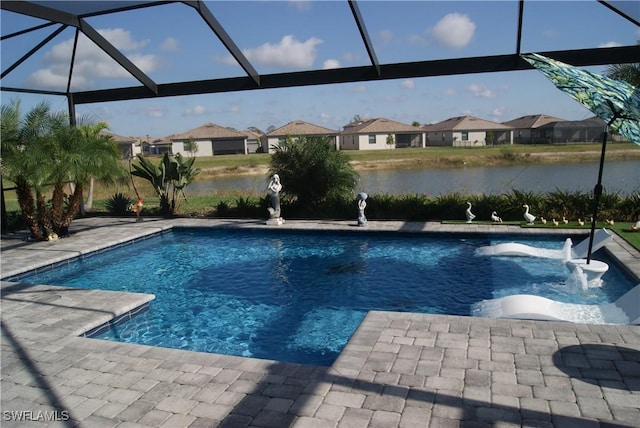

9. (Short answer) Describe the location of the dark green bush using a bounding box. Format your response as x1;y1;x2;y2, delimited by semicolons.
105;193;132;216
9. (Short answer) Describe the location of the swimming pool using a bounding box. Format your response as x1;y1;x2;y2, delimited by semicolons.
11;228;634;366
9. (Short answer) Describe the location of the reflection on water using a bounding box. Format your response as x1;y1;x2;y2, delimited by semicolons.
187;160;640;196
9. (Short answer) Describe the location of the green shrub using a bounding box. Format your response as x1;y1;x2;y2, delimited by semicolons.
215;201;230;217
105;193;132;216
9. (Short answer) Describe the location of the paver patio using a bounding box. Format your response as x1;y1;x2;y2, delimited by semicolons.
1;218;639;427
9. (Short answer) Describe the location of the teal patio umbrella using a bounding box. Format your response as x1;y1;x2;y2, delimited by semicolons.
522;53;640;263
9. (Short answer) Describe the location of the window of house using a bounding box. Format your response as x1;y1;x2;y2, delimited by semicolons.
461;131;468;141
369;134;376;144
278;137;286;145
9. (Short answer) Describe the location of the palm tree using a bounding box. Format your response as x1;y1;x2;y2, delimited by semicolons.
2;100;125;238
51;116;125;234
606;63;640;87
1;99;57;239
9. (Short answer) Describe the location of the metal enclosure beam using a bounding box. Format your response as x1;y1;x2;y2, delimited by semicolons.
182;0;260;86
68;45;640;105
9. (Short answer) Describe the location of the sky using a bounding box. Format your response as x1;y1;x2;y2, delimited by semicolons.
1;0;639;139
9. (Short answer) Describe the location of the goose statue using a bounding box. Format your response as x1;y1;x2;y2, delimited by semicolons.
522;204;536;225
578;218;585;226
562;216;569;224
540;217;547;225
490;211;502;223
552;218;559;227
465;202;476;223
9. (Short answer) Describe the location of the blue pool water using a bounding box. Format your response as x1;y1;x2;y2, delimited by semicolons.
12;228;634;366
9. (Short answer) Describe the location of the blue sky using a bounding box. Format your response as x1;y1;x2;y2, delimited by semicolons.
1;1;639;138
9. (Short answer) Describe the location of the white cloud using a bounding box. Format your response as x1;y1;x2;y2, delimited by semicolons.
145;107;165;119
160;37;180;52
241;35;322;68
598;41;622;48
99;28;150;51
491;107;506;119
430;13;476;49
402;80;415;90
408;33;429;47
289;0;311;11
378;30;394;44
342;52;361;64
26;28;160;90
384;94;405;103
323;59;341;70
444;88;457;96
351;85;368;93
467;83;495;98
183;105;207;116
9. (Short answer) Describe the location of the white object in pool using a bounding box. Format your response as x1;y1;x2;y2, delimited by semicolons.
475;228;613;260
471;284;640;325
566;258;609;283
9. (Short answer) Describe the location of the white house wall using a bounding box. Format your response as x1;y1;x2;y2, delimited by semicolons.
266;137;282;154
453;130;487;147
172;140;214;157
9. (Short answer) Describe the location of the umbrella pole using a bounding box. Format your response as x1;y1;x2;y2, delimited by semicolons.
586;125;609;264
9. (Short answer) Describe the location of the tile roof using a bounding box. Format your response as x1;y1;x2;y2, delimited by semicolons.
266;120;338;136
539;116;605;128
342;118;419;134
102;131;135;142
423;116;512;132
502;114;566;129
169;123;247;140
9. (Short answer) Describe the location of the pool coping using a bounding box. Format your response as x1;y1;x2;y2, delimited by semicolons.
3;217;639;282
2;217;640;427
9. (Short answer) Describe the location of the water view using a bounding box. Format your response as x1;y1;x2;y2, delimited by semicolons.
187;160;639;196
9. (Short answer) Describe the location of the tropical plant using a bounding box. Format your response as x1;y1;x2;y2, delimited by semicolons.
386;134;395;149
131;152;201;216
606;62;640;87
269;136;358;213
53;117;125;234
1;99;124;238
184;138;199;155
105;192;133;216
2;99;57;239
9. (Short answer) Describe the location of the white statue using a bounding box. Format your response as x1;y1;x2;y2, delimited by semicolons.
523;204;536;225
465;202;476;223
491;211;503;223
267;174;282;219
357;192;368;226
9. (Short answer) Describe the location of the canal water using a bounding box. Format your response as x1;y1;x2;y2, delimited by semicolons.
186;160;639;196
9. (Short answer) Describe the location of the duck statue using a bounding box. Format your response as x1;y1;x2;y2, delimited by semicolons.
522;204;536;225
465;202;476;223
490;211;502;223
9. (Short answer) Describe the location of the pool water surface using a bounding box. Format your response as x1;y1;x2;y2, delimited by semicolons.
12;228;635;366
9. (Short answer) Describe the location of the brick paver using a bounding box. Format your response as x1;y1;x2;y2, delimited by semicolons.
2;218;639;427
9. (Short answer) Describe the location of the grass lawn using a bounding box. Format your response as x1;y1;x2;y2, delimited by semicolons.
182;142;640;173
